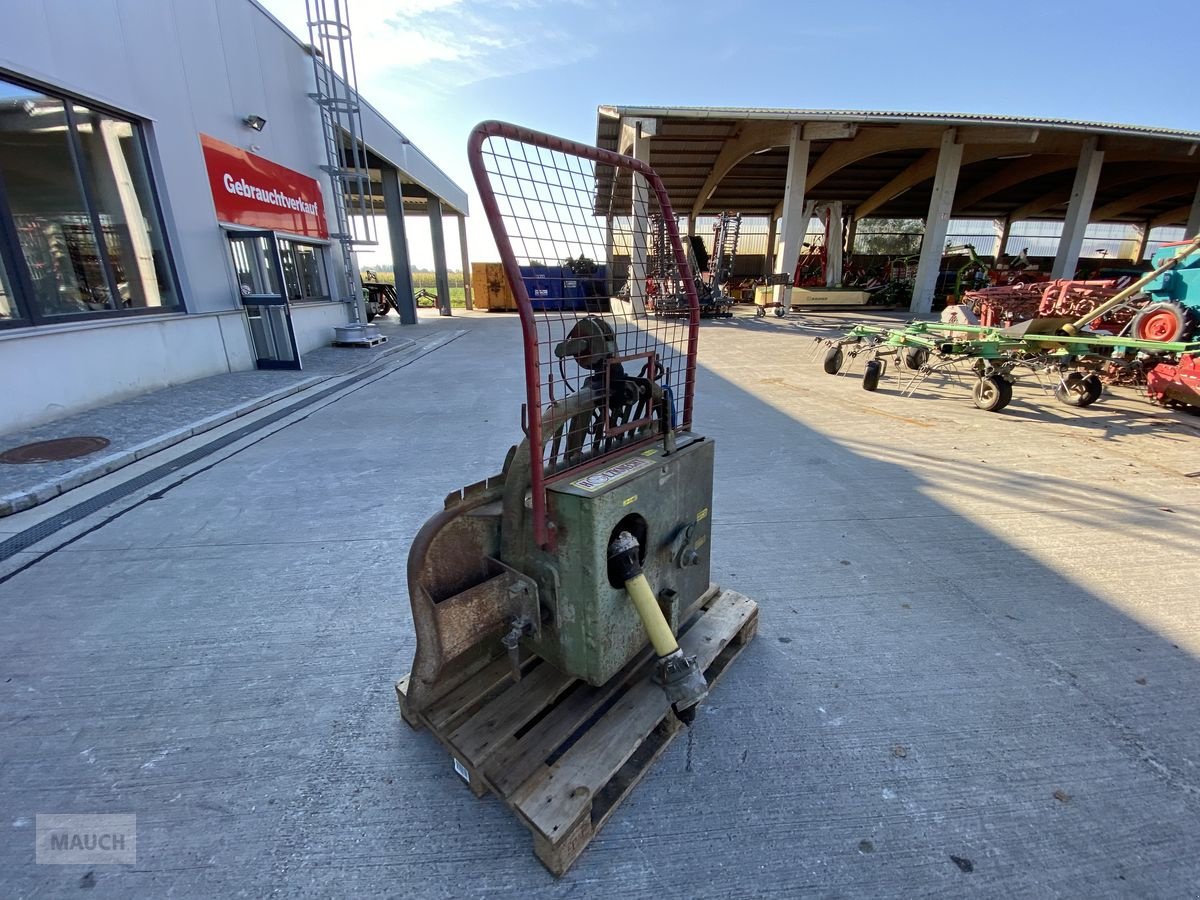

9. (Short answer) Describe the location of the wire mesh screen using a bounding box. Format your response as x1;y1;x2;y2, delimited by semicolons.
468;121;699;548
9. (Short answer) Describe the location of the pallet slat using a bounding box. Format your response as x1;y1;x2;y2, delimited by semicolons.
483;645;655;796
447;660;574;764
512;589;757;841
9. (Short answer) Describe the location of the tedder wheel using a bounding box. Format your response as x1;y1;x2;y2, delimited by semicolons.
902;347;929;370
862;359;882;392
972;375;1013;412
1055;372;1103;407
1130;301;1191;343
822;346;844;375
774;304;787;318
755;305;766;318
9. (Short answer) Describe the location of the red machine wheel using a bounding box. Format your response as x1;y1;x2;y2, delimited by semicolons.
1131;302;1189;343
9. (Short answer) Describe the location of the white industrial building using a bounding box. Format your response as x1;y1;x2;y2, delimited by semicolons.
0;0;468;434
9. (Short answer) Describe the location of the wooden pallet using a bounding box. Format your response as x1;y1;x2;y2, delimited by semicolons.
395;586;758;876
333;335;388;348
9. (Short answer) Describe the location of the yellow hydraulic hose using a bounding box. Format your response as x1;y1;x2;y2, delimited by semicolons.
623;571;680;657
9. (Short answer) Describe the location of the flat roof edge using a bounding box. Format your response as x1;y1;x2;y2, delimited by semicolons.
597;105;1200;144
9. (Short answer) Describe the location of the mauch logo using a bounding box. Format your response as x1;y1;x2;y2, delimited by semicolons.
36;815;136;865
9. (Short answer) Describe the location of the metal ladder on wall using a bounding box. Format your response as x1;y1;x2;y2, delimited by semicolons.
306;0;379;342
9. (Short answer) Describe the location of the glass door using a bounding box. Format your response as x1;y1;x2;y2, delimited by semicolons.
227;230;302;370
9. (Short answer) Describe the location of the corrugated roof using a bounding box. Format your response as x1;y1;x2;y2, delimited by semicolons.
598;105;1200;143
593;105;1200;225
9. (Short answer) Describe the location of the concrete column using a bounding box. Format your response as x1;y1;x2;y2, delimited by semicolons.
428;197;452;317
629;120;653;315
824;201;844;286
1050;137;1104;279
457;215;473;310
844;214;858;260
993;217;1011;259
777;125;811;279
1186;178;1200;238
604;215;615;295
764;215;778;276
380;167;417;325
911;129;963;313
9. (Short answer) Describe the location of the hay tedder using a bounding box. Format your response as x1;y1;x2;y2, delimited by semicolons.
395;122;758;875
815;235;1200;412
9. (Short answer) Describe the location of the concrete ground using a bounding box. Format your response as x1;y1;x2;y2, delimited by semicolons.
0;317;441;517
2;307;1200;897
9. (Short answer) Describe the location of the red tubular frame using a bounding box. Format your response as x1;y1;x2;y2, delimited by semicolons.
467;120;700;550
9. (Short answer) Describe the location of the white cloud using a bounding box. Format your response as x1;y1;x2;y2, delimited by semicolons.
263;0;596;100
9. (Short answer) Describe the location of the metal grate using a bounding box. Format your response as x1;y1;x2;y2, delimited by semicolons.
468;121;699;549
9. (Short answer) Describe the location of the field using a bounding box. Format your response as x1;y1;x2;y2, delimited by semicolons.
363;269;467;308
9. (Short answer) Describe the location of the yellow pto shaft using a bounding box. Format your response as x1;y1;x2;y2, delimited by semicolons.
622;571;680;657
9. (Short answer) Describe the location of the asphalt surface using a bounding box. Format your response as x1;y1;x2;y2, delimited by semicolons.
2;308;1200;897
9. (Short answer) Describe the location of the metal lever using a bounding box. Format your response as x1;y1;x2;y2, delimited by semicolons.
501;617;532;682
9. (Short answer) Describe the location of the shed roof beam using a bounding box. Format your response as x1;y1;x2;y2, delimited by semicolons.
952;156;1078;212
806;129;943;191
1051;137;1104;279
1090;177;1198;221
1010;167;1173;222
854;144;1063;221
1151;204;1194;229
911;129;963;313
1008;191;1069;222
688;121;854;219
806;129;1080;194
958;126;1041;144
853;149;941;220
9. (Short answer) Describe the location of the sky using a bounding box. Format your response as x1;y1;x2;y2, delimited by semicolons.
259;0;1200;269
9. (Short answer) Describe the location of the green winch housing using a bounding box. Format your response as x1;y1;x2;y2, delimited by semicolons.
526;435;714;686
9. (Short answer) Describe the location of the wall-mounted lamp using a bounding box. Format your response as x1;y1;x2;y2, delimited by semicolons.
243;114;268;132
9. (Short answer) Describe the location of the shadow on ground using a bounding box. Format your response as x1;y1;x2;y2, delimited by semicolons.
1;313;1198;897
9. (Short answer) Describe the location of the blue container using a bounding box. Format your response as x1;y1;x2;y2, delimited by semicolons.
521;265;585;311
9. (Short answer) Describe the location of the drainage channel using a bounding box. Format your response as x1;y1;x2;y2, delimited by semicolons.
0;330;464;570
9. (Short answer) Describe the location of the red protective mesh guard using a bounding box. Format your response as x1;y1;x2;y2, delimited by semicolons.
468;121;699;549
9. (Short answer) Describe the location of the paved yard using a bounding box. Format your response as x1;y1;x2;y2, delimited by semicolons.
2;308;1199;897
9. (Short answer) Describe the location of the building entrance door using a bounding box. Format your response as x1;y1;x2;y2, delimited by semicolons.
227;230;301;370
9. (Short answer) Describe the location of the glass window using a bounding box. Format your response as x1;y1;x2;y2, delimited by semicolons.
0;76;177;323
70;105;176;310
228;234;281;297
0;253;19;320
279;240;329;302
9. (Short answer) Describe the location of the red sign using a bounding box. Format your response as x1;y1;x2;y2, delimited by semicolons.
200;133;328;239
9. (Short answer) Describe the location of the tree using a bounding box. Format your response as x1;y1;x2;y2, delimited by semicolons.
854;218;923;256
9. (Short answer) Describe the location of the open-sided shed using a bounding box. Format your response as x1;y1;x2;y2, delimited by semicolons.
595;106;1200;310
